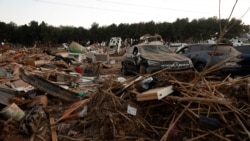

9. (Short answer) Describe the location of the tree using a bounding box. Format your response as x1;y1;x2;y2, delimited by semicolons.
89;22;100;43
29;21;40;45
0;17;248;46
118;23;130;39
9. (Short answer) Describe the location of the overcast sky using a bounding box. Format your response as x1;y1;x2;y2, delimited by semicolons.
0;0;250;29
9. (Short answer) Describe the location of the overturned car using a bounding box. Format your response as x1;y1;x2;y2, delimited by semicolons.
121;44;193;75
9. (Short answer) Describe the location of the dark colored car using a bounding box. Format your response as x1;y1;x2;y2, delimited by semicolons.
176;44;242;73
234;45;250;75
121;44;193;75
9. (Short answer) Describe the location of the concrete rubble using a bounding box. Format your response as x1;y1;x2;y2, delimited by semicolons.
0;43;250;141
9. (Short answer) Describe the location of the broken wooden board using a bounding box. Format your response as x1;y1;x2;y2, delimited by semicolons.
19;68;79;102
49;117;58;141
25;59;50;66
136;85;173;101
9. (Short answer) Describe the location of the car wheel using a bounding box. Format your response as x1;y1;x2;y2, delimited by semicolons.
195;62;205;72
139;65;146;75
121;63;128;75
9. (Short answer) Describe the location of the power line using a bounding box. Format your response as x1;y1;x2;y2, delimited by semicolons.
33;0;165;16
33;0;216;16
240;6;250;19
98;0;215;14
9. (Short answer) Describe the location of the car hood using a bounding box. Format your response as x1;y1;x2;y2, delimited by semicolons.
141;53;190;61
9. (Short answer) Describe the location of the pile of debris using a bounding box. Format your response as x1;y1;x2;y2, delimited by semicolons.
0;44;250;141
80;68;250;141
0;43;113;140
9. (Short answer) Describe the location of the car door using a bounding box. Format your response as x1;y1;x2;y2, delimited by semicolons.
123;46;138;73
180;45;209;71
207;46;223;66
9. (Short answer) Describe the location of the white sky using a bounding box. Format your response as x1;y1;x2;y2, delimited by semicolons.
0;0;250;29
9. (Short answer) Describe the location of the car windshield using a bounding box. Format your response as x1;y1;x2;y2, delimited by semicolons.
140;45;172;54
210;45;240;55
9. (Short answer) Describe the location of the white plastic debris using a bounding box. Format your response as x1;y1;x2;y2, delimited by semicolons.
127;105;137;116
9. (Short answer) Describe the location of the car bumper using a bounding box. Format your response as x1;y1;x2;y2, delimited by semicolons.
220;66;241;74
146;66;193;73
236;66;250;75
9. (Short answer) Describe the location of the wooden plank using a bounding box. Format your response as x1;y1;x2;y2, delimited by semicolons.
50;117;58;141
157;85;173;99
35;60;50;66
137;95;158;101
136;86;173;101
56;99;89;123
19;68;79;102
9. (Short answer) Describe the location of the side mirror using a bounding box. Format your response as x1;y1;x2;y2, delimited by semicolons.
136;52;141;56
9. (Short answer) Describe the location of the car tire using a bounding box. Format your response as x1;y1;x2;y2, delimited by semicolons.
195;62;205;72
139;65;146;75
121;63;128;75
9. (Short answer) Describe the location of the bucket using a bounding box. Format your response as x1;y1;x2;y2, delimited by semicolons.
1;103;25;121
69;41;86;54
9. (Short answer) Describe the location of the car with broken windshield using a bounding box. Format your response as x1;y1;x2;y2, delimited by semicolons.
121;44;194;75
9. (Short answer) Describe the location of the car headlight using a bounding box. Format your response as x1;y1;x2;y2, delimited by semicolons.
224;62;239;67
188;59;194;68
147;60;161;66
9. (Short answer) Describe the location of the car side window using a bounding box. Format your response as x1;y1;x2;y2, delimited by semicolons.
188;45;209;52
133;47;139;55
187;46;197;52
187;46;196;53
179;47;188;54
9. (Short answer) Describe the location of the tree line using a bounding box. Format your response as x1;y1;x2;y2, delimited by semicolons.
0;17;249;47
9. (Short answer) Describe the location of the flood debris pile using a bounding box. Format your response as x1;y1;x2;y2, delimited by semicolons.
73;68;250;140
0;43;114;141
81;83;150;140
0;44;250;141
118;70;250;141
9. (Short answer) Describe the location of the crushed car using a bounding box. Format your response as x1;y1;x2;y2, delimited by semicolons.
121;44;194;75
234;45;250;75
139;34;164;45
176;43;242;73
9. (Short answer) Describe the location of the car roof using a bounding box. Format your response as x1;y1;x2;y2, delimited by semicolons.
182;43;234;50
176;43;235;53
235;45;250;48
235;45;250;53
135;44;166;47
185;43;232;47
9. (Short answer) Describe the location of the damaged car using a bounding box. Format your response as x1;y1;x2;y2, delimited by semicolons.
234;45;250;75
121;44;194;75
176;43;242;73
